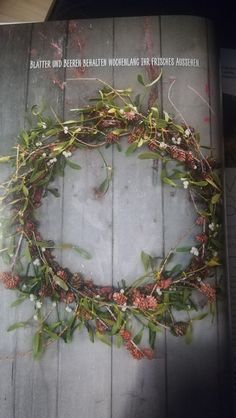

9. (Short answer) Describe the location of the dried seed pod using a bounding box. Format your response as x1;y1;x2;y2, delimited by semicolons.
0;272;20;289
171;321;189;336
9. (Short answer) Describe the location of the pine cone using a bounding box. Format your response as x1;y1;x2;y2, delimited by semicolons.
106;132;119;143
0;272;20;289
170;146;186;162
77;308;92;321
71;273;84;290
60;291;75;304
57;270;68;282
195;233;208;244
142;347;155;360
148;139;158;151
38;285;53;297
171;321;189;336
120;329;132;341
96;319;107;334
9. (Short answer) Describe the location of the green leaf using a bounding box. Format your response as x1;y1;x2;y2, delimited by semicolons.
126;142;138;156
52;275;68;291
134;94;140;108
72;246;92;259
207;258;221;267
62;120;78;125
205;177;221;191
141;251;153;272
170;264;182;275
137;74;145;86
64;316;77;343
10;295;28;307
20;130;29;146
48;321;62;331
162;177;177;187
32;331;43;360
47;188;60;198
36;173;53;186
66;159;81;170
29;170;45;183
116;143;122;152
184;324;193;345
45;128;60;137
31;104;41;116
133;327;144;345
211;238;223;249
148;328;156;349
34;240;55;248
85;322;95;343
96;331;111;346
190;180;208;187
163;111;171;122
22;184;29;197
192;312;208;321
176;246;192;252
156;119;168;129
115;334;123;348
7;321;28;331
138;152;162;160
212;171;221;187
0;155;14;164
96;177;109;195
211;193;221;204
111;310;122;335
43;326;59;340
56;243;92;259
148;321;161;333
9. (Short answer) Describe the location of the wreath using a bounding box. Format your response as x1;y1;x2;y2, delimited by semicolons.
0;78;222;360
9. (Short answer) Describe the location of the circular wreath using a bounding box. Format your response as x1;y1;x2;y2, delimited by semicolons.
0;79;222;360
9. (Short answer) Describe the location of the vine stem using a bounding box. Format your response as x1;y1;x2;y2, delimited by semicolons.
10;233;23;271
67;77;131;107
0;322;70;362
150;222;197;296
187;84;216;116
66;77;146;120
189;187;200;214
167;79;212;172
172;264;208;284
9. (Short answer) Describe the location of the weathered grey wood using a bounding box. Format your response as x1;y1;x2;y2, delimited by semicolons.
207;21;233;417
112;16;166;418
0;24;32;418
161;15;221;418
0;16;229;418
11;21;67;418
57;19;114;418
225;168;236;414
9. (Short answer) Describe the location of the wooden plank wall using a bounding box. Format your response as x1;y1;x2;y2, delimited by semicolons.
0;16;231;418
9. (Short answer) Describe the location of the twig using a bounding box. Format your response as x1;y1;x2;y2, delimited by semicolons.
10;233;23;271
187;84;216;116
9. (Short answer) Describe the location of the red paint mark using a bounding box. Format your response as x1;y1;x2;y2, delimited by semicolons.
65;98;74;106
144;17;159;107
68;21;78;33
50;41;63;59
38;31;47;41
205;84;210;96
30;48;38;57
52;78;65;91
204;116;210;123
72;67;86;78
76;37;83;52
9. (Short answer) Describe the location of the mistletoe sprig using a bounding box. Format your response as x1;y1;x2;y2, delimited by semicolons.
0;78;222;360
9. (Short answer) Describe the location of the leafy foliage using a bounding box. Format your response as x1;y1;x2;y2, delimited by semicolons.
0;78;222;360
